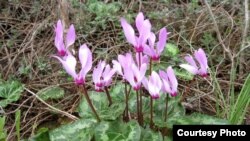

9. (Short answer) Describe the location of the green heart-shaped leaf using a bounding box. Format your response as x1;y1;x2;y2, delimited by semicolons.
37;86;64;101
94;120;141;141
140;127;163;141
49;119;97;141
78;90;125;121
0;80;23;107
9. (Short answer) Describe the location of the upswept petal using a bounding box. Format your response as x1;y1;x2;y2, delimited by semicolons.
93;61;105;84
132;63;147;83
103;68;116;84
166;66;178;93
118;53;134;68
120;18;136;46
148;76;157;97
124;67;136;88
195;48;208;68
152;71;162;90
112;60;123;76
184;55;198;69
138;19;151;45
80;44;92;71
79;44;92;79
148;32;156;48
136;12;144;32
66;24;76;48
159;70;168;80
54;20;64;52
180;64;198;75
157;28;167;54
161;79;171;93
194;49;208;76
55;20;63;40
148;71;162;98
142;44;152;56
55;38;65;54
131;64;141;81
103;64;111;76
79;44;88;68
53;55;77;78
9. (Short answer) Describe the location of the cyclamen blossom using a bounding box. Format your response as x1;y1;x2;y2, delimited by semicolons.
143;28;168;61
112;53;147;90
112;53;133;78
142;71;162;99
92;61;116;91
159;66;178;97
120;12;151;52
180;48;208;77
53;44;92;85
54;20;76;57
124;63;147;91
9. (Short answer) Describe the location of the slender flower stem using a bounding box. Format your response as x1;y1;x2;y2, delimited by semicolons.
124;81;129;121
80;85;101;122
138;52;143;126
150;96;154;128
149;58;154;128
104;86;112;106
136;90;140;124
164;94;169;122
139;89;143;125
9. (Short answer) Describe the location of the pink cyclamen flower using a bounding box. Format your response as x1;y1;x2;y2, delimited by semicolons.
54;20;76;57
112;53;147;90
124;63;147;91
120;12;151;52
142;71;162;99
112;53;135;78
159;66;178;97
143;28;168;61
53;44;92;85
93;60;116;91
180;48;208;77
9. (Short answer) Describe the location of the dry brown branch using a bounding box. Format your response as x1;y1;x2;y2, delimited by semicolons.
24;87;78;121
203;0;233;60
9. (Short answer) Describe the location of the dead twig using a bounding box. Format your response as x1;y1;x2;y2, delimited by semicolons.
24;87;79;121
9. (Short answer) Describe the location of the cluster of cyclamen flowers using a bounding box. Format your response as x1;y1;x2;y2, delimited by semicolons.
52;12;208;99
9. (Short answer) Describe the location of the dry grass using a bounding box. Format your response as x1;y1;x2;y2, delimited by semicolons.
0;0;249;140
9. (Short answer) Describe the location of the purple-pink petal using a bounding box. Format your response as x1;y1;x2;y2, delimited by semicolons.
166;66;178;93
161;79;171;94
138;19;151;46
93;61;105;85
55;20;63;40
53;55;77;79
148;71;162;99
66;24;76;48
79;44;92;79
179;64;198;75
135;12;144;32
157;28;167;54
120;18;136;46
112;60;123;76
184;55;198;69
124;67;136;89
